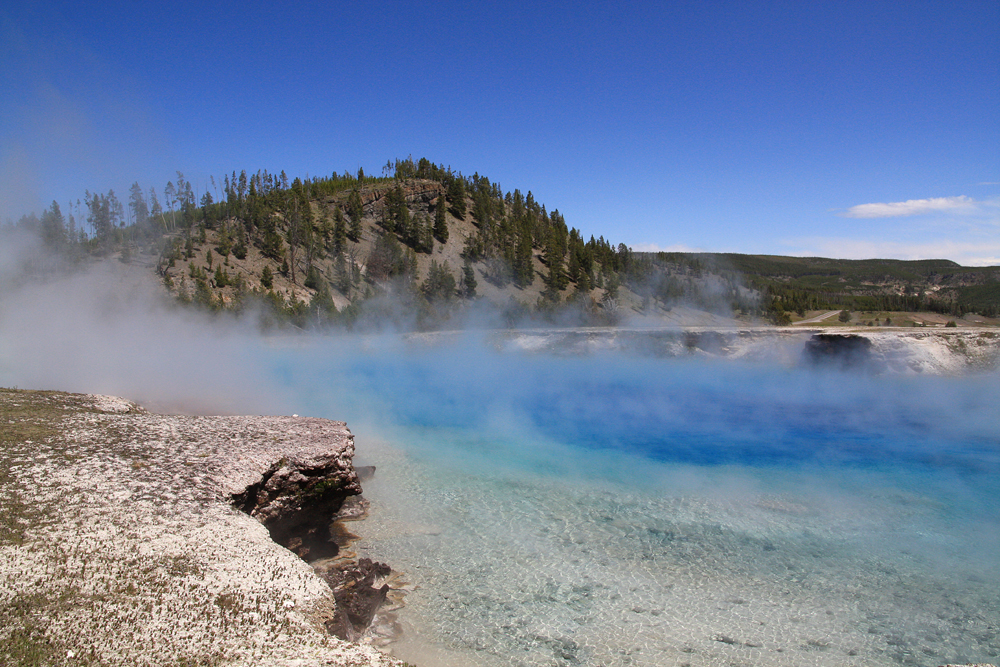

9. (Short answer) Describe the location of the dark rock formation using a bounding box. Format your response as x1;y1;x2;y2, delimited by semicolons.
803;333;875;370
229;418;362;560
359;181;445;218
684;330;728;355
322;558;393;640
227;433;396;641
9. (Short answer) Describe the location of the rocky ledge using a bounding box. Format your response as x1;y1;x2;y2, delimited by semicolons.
0;388;401;667
470;327;1000;374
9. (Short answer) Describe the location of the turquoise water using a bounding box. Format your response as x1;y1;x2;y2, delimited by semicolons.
276;335;1000;667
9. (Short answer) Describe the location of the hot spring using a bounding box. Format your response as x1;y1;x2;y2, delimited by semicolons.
271;333;1000;667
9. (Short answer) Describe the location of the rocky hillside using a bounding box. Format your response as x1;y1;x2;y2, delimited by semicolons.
10;158;763;328
115;161;654;328
157;178;576;315
646;253;1000;319
8;157;999;329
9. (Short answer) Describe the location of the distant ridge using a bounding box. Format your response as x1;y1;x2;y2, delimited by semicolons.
638;252;1000;320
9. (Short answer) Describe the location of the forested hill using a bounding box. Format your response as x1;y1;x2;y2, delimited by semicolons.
6;157;1000;329
8;158;661;329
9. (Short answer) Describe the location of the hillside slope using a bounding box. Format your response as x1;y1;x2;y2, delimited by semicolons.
8;157;1000;329
101;161;667;328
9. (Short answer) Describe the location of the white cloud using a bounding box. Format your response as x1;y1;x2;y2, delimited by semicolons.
840;196;979;219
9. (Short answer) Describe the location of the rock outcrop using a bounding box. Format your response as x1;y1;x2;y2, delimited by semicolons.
474;327;1000;374
226;417;363;560
802;333;875;369
0;389;400;667
322;558;393;641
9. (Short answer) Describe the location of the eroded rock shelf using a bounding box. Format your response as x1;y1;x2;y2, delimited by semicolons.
0;388;400;667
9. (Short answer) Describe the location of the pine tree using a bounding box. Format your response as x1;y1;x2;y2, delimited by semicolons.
214;265;228;287
128;182;149;235
149;188;164;231
347;190;363;241
260;217;284;260
201;191;217;229
434;197;449;243
308;283;338;327
261;265;274;289
335;253;351;295
232;234;247;260
447;178;466;219
304;265;322;290
514;229;534;288
543;232;567;294
422;261;456;302
194;276;214;308
604;272;620;300
86;190;117;245
333;207;347;253
396;192;411;241
39;201;66;249
462;258;478;298
567;249;582;285
164;181;177;230
366;231;405;282
418;214;434;254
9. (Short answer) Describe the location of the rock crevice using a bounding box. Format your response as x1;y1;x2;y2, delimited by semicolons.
803;333;875;369
225;423;396;641
230;445;362;561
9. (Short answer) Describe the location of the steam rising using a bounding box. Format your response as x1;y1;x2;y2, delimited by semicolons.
0;240;284;415
2;236;997;497
3;238;999;665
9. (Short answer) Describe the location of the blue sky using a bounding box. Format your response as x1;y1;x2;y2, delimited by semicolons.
2;0;998;265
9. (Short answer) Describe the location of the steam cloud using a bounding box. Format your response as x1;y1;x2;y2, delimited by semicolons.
0;235;286;415
3;236;998;667
2;234;997;514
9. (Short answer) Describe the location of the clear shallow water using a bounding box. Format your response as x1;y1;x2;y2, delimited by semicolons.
275;335;1000;667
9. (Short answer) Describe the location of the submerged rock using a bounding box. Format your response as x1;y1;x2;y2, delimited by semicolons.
322;558;393;640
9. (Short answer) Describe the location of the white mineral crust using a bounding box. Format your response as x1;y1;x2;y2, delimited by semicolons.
0;392;399;667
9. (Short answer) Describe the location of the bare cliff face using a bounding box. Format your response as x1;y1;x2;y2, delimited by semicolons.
0;389;399;667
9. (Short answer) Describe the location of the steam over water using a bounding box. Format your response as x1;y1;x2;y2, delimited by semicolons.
3;258;997;666
277;335;1000;667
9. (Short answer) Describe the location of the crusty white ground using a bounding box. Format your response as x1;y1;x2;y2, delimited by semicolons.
0;392;400;667
862;329;1000;374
